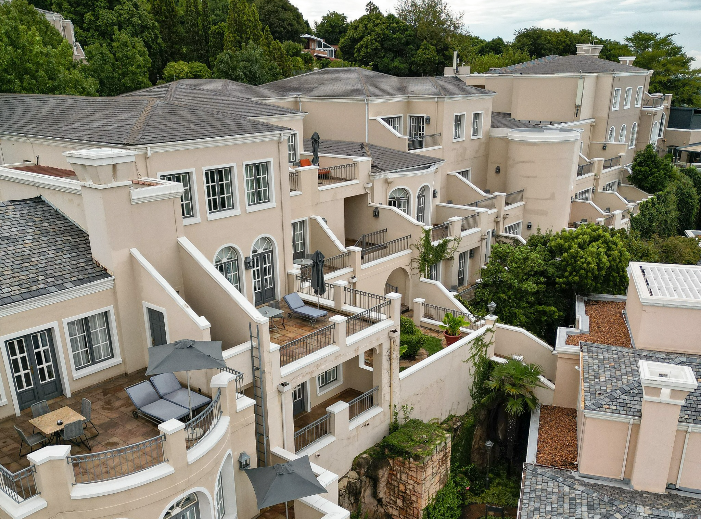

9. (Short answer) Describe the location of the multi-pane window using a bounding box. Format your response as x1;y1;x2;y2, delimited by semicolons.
650;121;660;144
659;113;666;138
416;186;427;224
457;169;471;182
603;180;618;192
317;366;338;388
214;246;241;292
292;220;306;261
612;88;621;110
574;188;593;201
619;125;627;143
428;262;439;281
623;87;632;109
161;172;194;218
453;113;465;140
67;312;114;370
504;221;523;236
382;116;402;133
245;162;271;206
457;251;467;287
471;112;483;138
607;126;616;142
635;86;643;107
629;123;638;148
205;167;234;213
215;471;225;519
287;134;298;164
388;187;410;215
409;116;425;139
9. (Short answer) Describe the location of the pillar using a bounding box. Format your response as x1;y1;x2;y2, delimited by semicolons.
329;315;347;348
412;298;425;327
159;419;187;472
28;445;74;511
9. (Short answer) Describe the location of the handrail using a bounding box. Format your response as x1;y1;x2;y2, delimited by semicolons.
343;286;386;310
348;386;379;420
300;251;350;278
318;162;357;186
294;413;330;452
603;214;615;227
505;189;524;206
360;234;411;264
467;196;496;209
295;274;336;301
68;435;166;484
461;214;479;232
431;222;450;242
0;465;37;502
603;156;621;169
280;323;336;366
346;300;391;336
289;170;300;192
354;229;387;250
219;366;245;399
577;162;593;177
642;97;664;108
184;389;222;450
385;282;399;295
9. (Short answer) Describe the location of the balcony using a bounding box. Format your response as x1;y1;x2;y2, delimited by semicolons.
642;96;664;108
348;229;412;264
431;222;450;241
466;195;496;210
504;189;524;206
407;133;441;151
603;156;621;169
318;162;358;186
577;162;594;177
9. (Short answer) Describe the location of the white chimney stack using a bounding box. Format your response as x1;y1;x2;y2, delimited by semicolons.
576;44;603;57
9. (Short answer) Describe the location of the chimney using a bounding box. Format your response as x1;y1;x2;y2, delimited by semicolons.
64;147;137;186
575;44;603;57
630;360;698;493
619;56;636;66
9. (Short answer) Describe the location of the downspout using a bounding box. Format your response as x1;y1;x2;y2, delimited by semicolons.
621;417;633;480
145;146;152;178
281;392;288;451
676;425;692;488
365;97;369;143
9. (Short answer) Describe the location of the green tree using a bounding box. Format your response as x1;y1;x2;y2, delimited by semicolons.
314;11;348;45
680;166;701;228
412;40;440;76
622;232;701;265
630;191;679;239
668;176;699;234
395;0;462;67
469;47;532;73
223;0;262;51
160;60;211;82
512;27;580;58
0;0;96;95
260;26;293;77
212;42;281;85
151;0;182;64
628;144;677;193
625;32;701;107
84;29;151;95
254;0;308;43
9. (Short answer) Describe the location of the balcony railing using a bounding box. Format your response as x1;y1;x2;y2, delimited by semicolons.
219;366;245;398
0;465;37;502
346;300;391;336
360;234;411;264
422;303;480;331
348;386;379;420
289;170;300;192
603;214;615;227
343;286;387;310
325;251;350;272
461;214;479;232
185;389;222;450
318;162;357;186
68;435;166;484
467;196;496;210
505;189;524;206
294;413;330;452
295;274;336;301
385;282;399;295
603;156;621;169
431;222;450;242
354;229;387;252
577;162;593;177
280;323;336;366
642;97;664;108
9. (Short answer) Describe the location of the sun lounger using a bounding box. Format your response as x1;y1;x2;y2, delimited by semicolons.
283;292;328;325
150;373;211;411
125;381;189;423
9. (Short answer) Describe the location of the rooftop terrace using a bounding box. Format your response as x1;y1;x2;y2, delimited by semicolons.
566;300;631;348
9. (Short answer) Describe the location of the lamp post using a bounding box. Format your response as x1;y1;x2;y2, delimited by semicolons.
485;440;494;489
487;301;496;315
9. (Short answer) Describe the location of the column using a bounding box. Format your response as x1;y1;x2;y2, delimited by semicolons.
493;193;506;234
448;216;463;238
28;445;74;511
329;315;347;348
333;280;347;311
412;298;425;327
277;382;295;451
327;401;350;440
159;419;187;472
347;246;362;278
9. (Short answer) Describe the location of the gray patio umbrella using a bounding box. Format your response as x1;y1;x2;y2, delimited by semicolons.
311;132;320;166
311;249;325;308
145;339;226;420
245;455;327;519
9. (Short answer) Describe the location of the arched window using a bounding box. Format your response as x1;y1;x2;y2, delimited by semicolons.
618;125;626;143
607;126;615;142
252;236;273;254
214;454;237;519
416;186;427;223
629;123;638;148
388;188;410;215
215;247;241;292
251;237;275;305
164;493;200;519
650;121;660;144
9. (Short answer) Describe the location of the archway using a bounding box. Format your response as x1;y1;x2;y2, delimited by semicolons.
385;267;410;306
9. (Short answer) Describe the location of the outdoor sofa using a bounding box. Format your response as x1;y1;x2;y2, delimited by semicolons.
151;372;211;411
284;292;328;325
125;381;190;423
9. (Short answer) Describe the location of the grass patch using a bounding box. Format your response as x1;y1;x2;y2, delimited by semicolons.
381;419;448;461
423;334;444;355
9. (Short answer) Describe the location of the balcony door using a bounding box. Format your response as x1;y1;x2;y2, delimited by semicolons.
252;237;276;306
457;251;467;287
292;383;306;416
5;329;63;410
292;220;307;261
416;186;427;224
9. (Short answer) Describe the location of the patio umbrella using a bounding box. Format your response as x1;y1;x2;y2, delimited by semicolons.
245;455;327;519
311;249;325;308
145;339;226;420
311;132;320;166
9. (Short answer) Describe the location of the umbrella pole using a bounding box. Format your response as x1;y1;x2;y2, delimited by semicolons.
285;500;289;519
187;371;193;421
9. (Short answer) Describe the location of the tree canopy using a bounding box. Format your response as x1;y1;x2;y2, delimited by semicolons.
254;0;309;43
314;11;349;45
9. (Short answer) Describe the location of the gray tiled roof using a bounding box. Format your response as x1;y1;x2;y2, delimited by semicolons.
491;54;648;75
0;93;288;145
520;464;701;519
491;112;537;129
0;197;111;307
581;342;701;425
303;139;442;175
263;68;493;98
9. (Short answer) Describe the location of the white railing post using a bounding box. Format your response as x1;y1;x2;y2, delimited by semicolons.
326;401;349;441
386;292;402;325
28;446;73;510
412;298;424;327
159;419;187;471
333;280;347;311
448;216;462;238
494;193;506;234
347;246;362;274
330;315;347;347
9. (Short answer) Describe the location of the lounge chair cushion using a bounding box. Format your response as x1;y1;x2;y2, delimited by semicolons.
126;381;160;408
126;381;189;422
151;373;211;410
284;293;305;310
151;373;183;396
294;306;328;319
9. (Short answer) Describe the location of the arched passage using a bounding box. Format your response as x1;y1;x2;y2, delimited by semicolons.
385;267;410;306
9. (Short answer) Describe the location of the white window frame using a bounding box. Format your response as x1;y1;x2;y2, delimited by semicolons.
623;87;632;109
574;188;593;201
650;121;660;144
159;168;200;225
629;123;638;148
142;302;170;348
62;306;122;380
243;158;276;213
291;217;309;261
453;112;466;142
619;124;627;144
0;322;73;415
607;126;616;142
456;169;471;182
407;115;426;139
213;452;237;519
635;86;643;107
388;187;412;215
204;163;240;221
213;244;245;296
471;112;483;139
504;221;522;236
428;262;440;281
317;364;342;396
287;133;299;164
381;115;403;135
612;88;621;110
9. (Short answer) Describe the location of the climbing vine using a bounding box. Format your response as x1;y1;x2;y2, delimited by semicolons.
411;228;461;278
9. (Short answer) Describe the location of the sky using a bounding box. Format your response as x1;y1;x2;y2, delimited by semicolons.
293;0;701;64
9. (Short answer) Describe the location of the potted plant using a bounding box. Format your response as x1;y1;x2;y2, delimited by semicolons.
440;313;470;345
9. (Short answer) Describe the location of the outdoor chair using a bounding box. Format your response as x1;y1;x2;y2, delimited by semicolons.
150;373;211;412
31;400;49;419
14;425;49;457
81;398;99;437
125;381;190;424
62;420;91;451
299;158;312;167
283;292;328;325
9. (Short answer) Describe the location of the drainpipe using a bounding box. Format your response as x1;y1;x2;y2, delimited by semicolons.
365;97;369;143
676;425;692;488
621;417;633;480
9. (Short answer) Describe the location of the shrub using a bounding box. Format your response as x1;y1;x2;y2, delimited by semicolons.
422;476;463;519
400;316;418;335
400;334;423;360
381;419;447;460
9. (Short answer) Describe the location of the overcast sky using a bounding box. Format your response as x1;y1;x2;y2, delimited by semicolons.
295;0;701;64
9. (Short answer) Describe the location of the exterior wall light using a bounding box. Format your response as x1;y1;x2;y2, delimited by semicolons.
238;452;251;470
244;257;254;270
433;189;438;198
527;222;532;230
373;207;380;218
495;166;500;174
425;116;431;124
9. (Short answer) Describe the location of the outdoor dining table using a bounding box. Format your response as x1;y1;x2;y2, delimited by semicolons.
29;406;85;443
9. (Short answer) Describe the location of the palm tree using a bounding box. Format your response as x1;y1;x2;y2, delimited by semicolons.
481;359;544;463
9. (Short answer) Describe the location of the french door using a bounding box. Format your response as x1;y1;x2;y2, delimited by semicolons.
292;220;306;261
416;187;426;224
457;251;467;287
147;308;168;347
252;250;275;305
5;329;63;410
292;383;306;416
